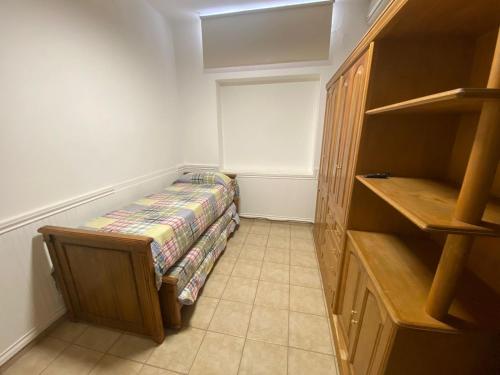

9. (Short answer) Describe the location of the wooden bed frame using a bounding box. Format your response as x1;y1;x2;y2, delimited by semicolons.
38;173;238;343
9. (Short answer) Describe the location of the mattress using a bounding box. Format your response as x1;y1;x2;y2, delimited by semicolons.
82;172;237;288
169;203;239;304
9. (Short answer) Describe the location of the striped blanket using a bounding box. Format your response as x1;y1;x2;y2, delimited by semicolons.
83;172;237;288
171;203;238;304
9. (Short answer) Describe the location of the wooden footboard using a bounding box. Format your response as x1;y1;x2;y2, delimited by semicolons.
38;226;165;343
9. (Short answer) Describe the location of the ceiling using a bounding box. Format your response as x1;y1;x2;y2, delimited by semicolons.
148;0;334;20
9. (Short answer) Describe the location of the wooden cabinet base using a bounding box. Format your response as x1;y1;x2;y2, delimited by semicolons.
330;310;499;375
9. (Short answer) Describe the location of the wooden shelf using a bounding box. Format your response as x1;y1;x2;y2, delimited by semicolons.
356;176;500;236
366;88;500;115
348;230;500;332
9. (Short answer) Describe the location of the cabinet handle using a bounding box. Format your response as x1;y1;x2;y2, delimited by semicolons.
351;319;359;324
336;164;342;169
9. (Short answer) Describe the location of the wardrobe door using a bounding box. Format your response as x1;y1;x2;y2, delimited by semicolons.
328;75;349;218
332;49;372;228
314;81;342;247
314;88;333;242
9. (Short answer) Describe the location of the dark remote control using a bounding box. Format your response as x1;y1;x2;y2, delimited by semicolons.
364;172;390;179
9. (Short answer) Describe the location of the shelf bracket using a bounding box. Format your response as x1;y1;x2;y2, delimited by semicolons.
426;28;500;319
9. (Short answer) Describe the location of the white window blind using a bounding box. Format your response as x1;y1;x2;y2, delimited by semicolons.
218;77;320;174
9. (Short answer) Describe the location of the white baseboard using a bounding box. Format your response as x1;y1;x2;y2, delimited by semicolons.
0;306;66;366
240;213;313;223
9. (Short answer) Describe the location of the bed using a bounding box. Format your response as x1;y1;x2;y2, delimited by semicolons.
38;172;239;343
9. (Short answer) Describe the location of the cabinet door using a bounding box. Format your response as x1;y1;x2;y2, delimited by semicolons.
349;277;391;375
327;75;349;216
339;249;363;349
330;49;372;226
314;80;342;247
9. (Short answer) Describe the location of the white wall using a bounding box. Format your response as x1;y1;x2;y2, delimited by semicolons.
171;0;370;221
0;0;181;364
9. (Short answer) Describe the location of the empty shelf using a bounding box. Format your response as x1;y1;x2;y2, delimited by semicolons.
366;88;500;115
356;176;500;236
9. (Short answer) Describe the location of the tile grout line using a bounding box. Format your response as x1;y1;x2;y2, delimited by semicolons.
186;231;234;374
235;219;265;375
287;226;292;375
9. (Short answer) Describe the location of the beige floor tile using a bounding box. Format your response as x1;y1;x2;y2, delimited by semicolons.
245;234;268;247
222;277;258;304
90;354;142;374
239;340;287;375
290;285;326;316
291;231;313;241
224;242;243;258
49;320;88;343
253;219;271;226
289;312;333;354
231;259;262;280
74;326;121;353
237;221;251;233
263;248;290;265
290;266;321;289
290;250;318;268
200;274;229;298
247;305;288;346
146;327;204;374
269;226;290;237
139;365;178;374
230;231;248;245
212;256;236;276
42;345;103;375
182;296;219;329
4;337;68;375
108;333;156;363
189;332;244;375
260;262;290;284
239;245;265;262
288;348;337;375
290;238;315;252
290;226;313;240
208;300;252;337
254;281;289;310
289;222;312;228
249;224;270;235
267;235;290;249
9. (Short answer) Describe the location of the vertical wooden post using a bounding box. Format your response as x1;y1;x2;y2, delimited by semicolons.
426;30;500;319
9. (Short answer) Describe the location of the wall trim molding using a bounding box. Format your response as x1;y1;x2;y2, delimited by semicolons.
0;166;180;236
240;213;313;223
0;163;317;236
181;164;318;180
0;306;66;366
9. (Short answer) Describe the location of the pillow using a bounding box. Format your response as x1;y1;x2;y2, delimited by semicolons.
175;171;233;187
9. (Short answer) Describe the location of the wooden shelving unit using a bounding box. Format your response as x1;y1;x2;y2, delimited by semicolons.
365;88;500;115
314;0;500;372
356;176;500;236
348;230;500;332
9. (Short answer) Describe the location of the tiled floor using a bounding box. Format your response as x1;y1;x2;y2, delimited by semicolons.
3;219;339;375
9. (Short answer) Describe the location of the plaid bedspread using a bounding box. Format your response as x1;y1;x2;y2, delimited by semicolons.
83;176;236;288
167;203;237;294
179;218;237;304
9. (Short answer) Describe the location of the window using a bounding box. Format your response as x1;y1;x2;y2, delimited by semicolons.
218;76;320;174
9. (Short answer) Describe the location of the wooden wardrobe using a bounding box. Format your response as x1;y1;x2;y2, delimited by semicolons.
313;0;500;374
